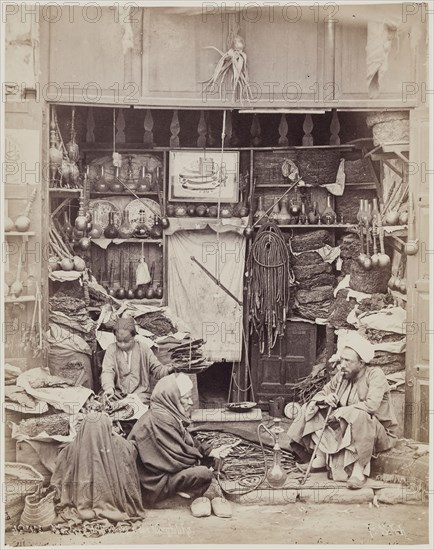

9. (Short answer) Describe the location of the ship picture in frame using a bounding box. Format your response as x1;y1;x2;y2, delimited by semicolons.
169;150;239;203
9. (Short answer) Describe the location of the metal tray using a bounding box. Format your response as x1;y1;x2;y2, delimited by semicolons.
225;401;257;412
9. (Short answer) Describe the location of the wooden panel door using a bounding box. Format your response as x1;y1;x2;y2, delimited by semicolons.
252;321;317;406
48;6;143;102
334;22;417;103
405;107;429;442
142;10;225;103
244;14;324;102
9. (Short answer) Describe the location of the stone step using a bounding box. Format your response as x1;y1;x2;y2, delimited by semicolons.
220;472;428;506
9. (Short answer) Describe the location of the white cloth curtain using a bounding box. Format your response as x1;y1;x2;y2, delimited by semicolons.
167;228;245;361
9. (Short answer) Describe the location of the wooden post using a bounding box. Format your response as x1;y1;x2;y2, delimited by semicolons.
278;114;288;146
143;109;154;148
330;109;340;145
116;109;126;143
302;114;314;146
197;110;207;148
170;110;180;148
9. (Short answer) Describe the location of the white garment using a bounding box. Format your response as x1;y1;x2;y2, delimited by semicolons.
167;229;244;361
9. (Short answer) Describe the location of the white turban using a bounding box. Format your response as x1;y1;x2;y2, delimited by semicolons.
175;373;193;397
340;332;375;363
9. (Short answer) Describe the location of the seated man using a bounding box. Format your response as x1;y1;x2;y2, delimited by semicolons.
128;372;232;506
101;317;175;404
287;333;398;489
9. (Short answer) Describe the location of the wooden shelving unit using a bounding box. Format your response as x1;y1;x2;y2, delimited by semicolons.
90;238;163;244
5;295;36;304
89;192;159;198
4;232;36;238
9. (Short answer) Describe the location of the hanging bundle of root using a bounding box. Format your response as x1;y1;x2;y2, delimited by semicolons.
247;222;295;355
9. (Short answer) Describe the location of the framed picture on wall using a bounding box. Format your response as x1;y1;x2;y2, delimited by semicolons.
169;150;239;203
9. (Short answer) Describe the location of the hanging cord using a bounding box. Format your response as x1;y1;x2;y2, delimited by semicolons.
215;109;227;284
113;108;116;154
227;321;255;399
247;221;295;355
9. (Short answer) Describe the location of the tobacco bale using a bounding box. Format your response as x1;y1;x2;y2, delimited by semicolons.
328;289;357;329
338;233;361;258
292;251;323;267
296;300;333;321
290;230;333;253
357;293;395;315
364;327;404;344
349;262;391;294
294;262;332;280
370;351;405;374
296;149;341;186
136;312;175;336
16;413;70;438
335;188;377;224
344;158;377;183
296;285;334;304
297;273;336;290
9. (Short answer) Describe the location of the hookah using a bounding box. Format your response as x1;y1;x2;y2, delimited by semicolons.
258;418;287;488
215;417;289;494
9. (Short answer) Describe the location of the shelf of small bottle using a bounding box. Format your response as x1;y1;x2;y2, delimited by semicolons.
90;238;163;244
5;295;36;303
89;192;159;197
5;231;36;238
254;224;357;229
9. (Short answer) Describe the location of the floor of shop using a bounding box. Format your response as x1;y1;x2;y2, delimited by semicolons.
5;501;429;546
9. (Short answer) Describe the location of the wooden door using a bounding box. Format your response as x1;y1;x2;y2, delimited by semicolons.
405;107;429;442
47;5;143;102
334;21;417;103
252;321;317;406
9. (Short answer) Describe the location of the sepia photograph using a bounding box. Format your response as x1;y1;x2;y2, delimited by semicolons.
1;1;432;548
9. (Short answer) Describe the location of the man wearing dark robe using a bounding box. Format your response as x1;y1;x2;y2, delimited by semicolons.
288;332;399;489
128;372;232;505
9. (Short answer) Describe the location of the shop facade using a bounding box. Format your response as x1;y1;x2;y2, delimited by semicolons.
3;2;430;465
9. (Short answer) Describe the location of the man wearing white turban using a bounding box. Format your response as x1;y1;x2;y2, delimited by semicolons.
287;332;398;489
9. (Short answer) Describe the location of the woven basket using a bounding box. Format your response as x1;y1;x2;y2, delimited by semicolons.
366;111;409;146
4;462;44;531
20;487;57;529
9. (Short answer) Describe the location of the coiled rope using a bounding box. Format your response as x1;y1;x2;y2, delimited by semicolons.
247;221;295;356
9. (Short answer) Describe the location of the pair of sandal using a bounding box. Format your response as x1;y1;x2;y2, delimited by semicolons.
190;496;232;518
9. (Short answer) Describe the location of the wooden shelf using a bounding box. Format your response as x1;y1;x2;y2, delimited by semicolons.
81;144;355;153
4;232;36;237
49;188;81;197
91;238;163;244
5;295;36;303
255;224;356;229
256;183;376;189
90;192;158;197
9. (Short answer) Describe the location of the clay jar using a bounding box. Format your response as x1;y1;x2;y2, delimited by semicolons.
166;204;176;217
195;204;207;217
175;204;187;217
187;205;196;217
134;286;146;299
